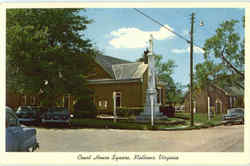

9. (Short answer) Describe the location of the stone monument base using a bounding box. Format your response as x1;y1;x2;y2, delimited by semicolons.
136;90;168;122
136;106;168;122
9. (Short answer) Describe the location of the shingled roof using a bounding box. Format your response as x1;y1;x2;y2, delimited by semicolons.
95;55;130;78
112;62;148;80
94;55;148;80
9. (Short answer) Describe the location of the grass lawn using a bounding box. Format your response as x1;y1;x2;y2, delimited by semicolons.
71;117;185;130
175;112;224;127
70;113;224;130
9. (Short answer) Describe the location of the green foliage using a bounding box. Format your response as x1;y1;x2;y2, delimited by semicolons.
154;55;184;105
175;112;223;124
97;107;143;117
198;18;245;90
194;61;225;89
71;119;150;130
73;96;98;119
137;54;184;105
137;53;176;77
7;9;100;106
155;55;176;77
116;107;143;117
71;118;185;130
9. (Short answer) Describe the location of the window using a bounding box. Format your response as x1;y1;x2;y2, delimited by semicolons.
104;100;108;108
115;92;121;107
98;100;102;107
98;100;108;109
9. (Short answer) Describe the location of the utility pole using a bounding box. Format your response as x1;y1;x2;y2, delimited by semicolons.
190;13;195;126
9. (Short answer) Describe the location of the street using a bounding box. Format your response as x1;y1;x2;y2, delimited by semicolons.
35;125;243;152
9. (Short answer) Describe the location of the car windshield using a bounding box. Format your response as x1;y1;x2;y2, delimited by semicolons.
6;107;19;127
18;107;33;112
227;109;243;115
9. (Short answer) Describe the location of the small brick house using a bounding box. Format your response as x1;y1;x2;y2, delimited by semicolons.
184;84;244;114
6;55;167;112
86;55;166;112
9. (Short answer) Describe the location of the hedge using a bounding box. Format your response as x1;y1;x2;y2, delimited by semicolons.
73;97;98;119
97;107;144;117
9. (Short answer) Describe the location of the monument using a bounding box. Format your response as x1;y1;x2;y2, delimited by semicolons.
136;35;167;123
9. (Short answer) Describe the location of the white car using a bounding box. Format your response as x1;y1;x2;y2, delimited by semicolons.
222;108;244;125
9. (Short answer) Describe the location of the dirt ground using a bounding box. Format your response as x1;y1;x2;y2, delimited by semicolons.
36;125;244;152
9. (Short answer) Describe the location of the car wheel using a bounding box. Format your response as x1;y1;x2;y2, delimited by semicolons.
26;146;34;152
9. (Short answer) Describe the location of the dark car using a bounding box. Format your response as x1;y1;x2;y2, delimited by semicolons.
222;108;244;125
6;106;39;152
16;106;45;124
160;105;174;118
41;107;71;125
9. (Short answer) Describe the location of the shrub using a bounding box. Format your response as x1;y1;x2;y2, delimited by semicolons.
71;119;149;130
96;107;144;117
97;109;113;115
73;97;97;119
116;107;143;117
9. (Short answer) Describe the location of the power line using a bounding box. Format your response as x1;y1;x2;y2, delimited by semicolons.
133;8;190;44
133;8;204;51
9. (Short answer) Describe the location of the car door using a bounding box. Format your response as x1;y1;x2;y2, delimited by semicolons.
6;111;22;152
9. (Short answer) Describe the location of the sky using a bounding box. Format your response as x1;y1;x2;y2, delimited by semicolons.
80;8;244;88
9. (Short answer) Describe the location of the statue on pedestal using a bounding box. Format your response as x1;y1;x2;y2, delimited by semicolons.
136;35;167;122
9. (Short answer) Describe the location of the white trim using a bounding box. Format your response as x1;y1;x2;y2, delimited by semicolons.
87;78;141;85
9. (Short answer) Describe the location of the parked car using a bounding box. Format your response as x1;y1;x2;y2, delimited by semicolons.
6;106;39;152
16;106;45;124
41;107;71;125
160;105;174;118
222;108;244;125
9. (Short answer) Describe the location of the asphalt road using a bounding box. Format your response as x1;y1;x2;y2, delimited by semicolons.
36;125;243;152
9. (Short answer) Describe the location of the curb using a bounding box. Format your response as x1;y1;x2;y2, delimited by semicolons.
160;122;224;131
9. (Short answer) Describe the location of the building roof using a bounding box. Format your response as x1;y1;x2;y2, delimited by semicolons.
95;55;130;78
112;62;148;80
215;85;244;96
94;55;148;80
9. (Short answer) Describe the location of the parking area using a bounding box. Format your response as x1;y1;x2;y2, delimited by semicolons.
35;125;244;152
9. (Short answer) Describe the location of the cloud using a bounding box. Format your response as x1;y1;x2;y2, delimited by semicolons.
172;46;204;54
109;25;175;49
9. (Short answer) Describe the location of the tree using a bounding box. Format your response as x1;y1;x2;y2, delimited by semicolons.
202;18;244;89
7;9;99;107
137;54;184;105
194;60;225;89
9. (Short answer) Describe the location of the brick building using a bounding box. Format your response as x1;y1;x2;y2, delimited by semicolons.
184;84;244;114
6;55;167;112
